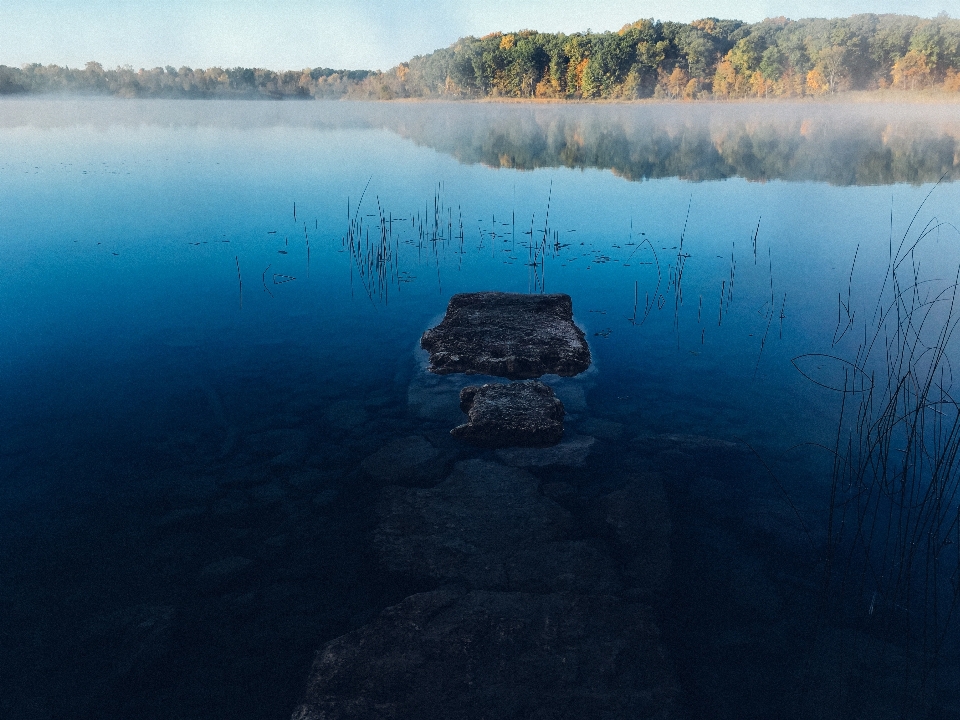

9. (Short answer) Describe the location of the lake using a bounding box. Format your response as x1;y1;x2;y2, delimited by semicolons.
2;98;959;719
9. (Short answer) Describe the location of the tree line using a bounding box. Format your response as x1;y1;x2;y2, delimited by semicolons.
0;62;372;99
2;13;960;100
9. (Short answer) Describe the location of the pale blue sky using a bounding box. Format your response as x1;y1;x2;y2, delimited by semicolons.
0;0;952;71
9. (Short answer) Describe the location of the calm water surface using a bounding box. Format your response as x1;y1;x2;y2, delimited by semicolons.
2;99;960;718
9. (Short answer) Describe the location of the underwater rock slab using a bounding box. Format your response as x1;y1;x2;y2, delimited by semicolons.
592;475;673;600
420;292;591;380
376;459;619;594
495;433;596;467
577;417;625;441
291;587;679;720
406;371;466;422
452;380;564;448
360;435;446;484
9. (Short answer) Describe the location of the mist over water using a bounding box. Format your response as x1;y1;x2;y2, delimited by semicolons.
2;97;959;184
2;98;959;719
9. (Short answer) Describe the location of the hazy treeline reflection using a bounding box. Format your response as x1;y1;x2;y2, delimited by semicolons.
389;103;960;185
1;98;956;186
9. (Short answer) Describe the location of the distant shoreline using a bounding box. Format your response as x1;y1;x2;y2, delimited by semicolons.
4;13;960;103
3;90;960;105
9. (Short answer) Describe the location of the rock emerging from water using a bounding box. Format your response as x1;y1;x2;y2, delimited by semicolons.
452;380;564;448
420;292;591;380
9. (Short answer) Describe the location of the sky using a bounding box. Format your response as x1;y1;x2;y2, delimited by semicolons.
0;0;953;72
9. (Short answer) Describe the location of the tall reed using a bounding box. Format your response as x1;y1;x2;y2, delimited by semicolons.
797;185;960;715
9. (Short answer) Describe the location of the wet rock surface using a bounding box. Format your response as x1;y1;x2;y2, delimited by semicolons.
452;380;565;448
292;587;678;720
420;292;592;380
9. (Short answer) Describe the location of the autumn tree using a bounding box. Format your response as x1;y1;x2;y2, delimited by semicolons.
806;67;829;94
891;50;932;89
658;66;689;98
712;58;739;98
945;67;960;91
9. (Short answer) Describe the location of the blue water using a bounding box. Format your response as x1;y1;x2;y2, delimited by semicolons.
2;98;960;718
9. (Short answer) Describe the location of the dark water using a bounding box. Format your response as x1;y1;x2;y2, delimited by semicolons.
2;98;960;718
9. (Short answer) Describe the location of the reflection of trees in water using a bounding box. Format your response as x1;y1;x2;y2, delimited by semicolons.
390;106;960;186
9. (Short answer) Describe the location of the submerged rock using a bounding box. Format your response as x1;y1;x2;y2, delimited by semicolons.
420;292;591;380
452;380;564;448
291;587;678;720
494;433;596;467
375;459;620;594
406;371;468;423
593;475;673;600
360;435;448;485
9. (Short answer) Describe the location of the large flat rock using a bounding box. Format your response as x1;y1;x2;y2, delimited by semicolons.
452;380;564;448
420;292;591;380
291;587;679;720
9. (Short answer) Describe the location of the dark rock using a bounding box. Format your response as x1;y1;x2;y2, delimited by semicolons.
452;380;564;448
420;292;591;380
376;459;619;594
495;433;595;467
593;475;672;599
291;587;679;720
361;435;447;484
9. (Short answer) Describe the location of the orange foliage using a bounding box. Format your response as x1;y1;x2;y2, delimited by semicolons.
659;67;689;99
691;19;717;35
573;58;589;93
750;70;771;97
944;68;960;92
712;59;738;97
806;68;828;95
534;76;559;98
774;68;804;97
891;51;931;90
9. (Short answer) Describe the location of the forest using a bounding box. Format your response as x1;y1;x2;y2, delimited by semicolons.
2;13;960;100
